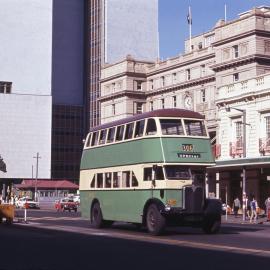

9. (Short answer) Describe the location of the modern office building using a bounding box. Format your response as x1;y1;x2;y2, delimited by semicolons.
0;0;84;187
99;6;270;206
85;0;159;128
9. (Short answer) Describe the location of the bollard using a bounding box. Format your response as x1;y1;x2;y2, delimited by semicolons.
24;202;29;223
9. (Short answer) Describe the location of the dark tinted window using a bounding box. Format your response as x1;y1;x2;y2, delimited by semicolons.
160;119;184;135
124;122;134;140
91;132;99;146
184;120;207;136
107;127;115;143
99;129;107;145
97;173;103;188
90;175;95;188
164;165;191;180
116;125;125;141
132;172;139;187
145;118;157;135
134;120;145;138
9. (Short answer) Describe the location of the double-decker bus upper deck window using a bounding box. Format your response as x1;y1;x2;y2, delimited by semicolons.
134;120;145;138
164;165;191;180
99;129;107;145
184;120;206;136
145;118;157;135
85;133;91;147
160;119;184;135
91;132;99;146
107;127;116;143
116;125;125;141
125;122;134;140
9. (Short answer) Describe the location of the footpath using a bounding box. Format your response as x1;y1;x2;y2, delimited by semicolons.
222;214;270;225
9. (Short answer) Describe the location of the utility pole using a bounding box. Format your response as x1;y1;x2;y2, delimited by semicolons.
33;152;41;201
226;106;247;221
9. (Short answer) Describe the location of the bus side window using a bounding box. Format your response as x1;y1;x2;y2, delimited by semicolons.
156;166;165;180
184;120;207;136
107;127;116;143
91;132;99;146
97;173;103;188
86;133;92;147
134;120;145;138
144;167;152;181
122;171;130;188
113;172;121;188
124;122;134;140
99;129;107;145
145;118;157;135
105;172;112;188
116;125;124;141
90;175;95;188
160;119;184;135
132;172;138;187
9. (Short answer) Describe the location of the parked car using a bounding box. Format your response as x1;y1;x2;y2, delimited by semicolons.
55;198;78;212
73;195;80;205
16;197;39;209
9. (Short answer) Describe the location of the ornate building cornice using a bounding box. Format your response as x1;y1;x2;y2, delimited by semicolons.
98;90;146;102
146;75;216;97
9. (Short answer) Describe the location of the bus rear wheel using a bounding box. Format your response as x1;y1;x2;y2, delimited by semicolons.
91;202;104;228
146;204;166;235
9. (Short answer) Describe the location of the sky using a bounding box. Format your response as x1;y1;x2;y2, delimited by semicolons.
159;0;268;59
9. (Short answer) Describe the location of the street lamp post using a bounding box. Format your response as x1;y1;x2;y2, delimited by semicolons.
33;152;41;202
226;106;246;221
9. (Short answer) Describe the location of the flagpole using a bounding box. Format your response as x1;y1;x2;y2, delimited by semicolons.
189;6;192;52
225;4;227;22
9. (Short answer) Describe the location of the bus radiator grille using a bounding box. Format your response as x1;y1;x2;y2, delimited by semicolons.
184;186;204;213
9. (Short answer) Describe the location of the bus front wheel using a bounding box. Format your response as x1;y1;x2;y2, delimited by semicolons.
146;204;166;235
91;202;104;228
202;215;221;234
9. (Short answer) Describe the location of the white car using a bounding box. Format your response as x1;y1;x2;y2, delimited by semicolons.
73;195;80;204
16;197;39;209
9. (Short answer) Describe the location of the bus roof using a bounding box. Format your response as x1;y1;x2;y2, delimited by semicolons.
90;109;204;132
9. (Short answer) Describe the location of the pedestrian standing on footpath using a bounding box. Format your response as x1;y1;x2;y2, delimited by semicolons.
246;195;251;218
250;197;258;223
265;197;270;221
233;197;241;218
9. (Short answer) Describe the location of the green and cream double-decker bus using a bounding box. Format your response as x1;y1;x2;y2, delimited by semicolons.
80;109;221;235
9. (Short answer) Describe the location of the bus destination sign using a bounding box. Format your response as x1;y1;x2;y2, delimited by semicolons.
177;144;201;158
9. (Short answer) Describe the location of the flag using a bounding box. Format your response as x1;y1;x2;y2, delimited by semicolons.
187;7;192;25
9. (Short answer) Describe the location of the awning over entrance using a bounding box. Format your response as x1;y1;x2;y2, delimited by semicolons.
207;157;270;171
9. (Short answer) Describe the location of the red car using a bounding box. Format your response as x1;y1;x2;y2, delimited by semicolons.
55;198;78;212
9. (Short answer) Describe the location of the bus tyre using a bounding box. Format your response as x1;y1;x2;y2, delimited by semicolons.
91;202;104;228
202;215;221;234
146;204;166;236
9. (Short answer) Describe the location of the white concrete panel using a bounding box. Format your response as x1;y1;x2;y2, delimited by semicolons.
0;0;52;95
0;94;52;179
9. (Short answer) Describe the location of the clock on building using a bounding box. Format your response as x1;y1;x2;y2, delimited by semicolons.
184;95;193;110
